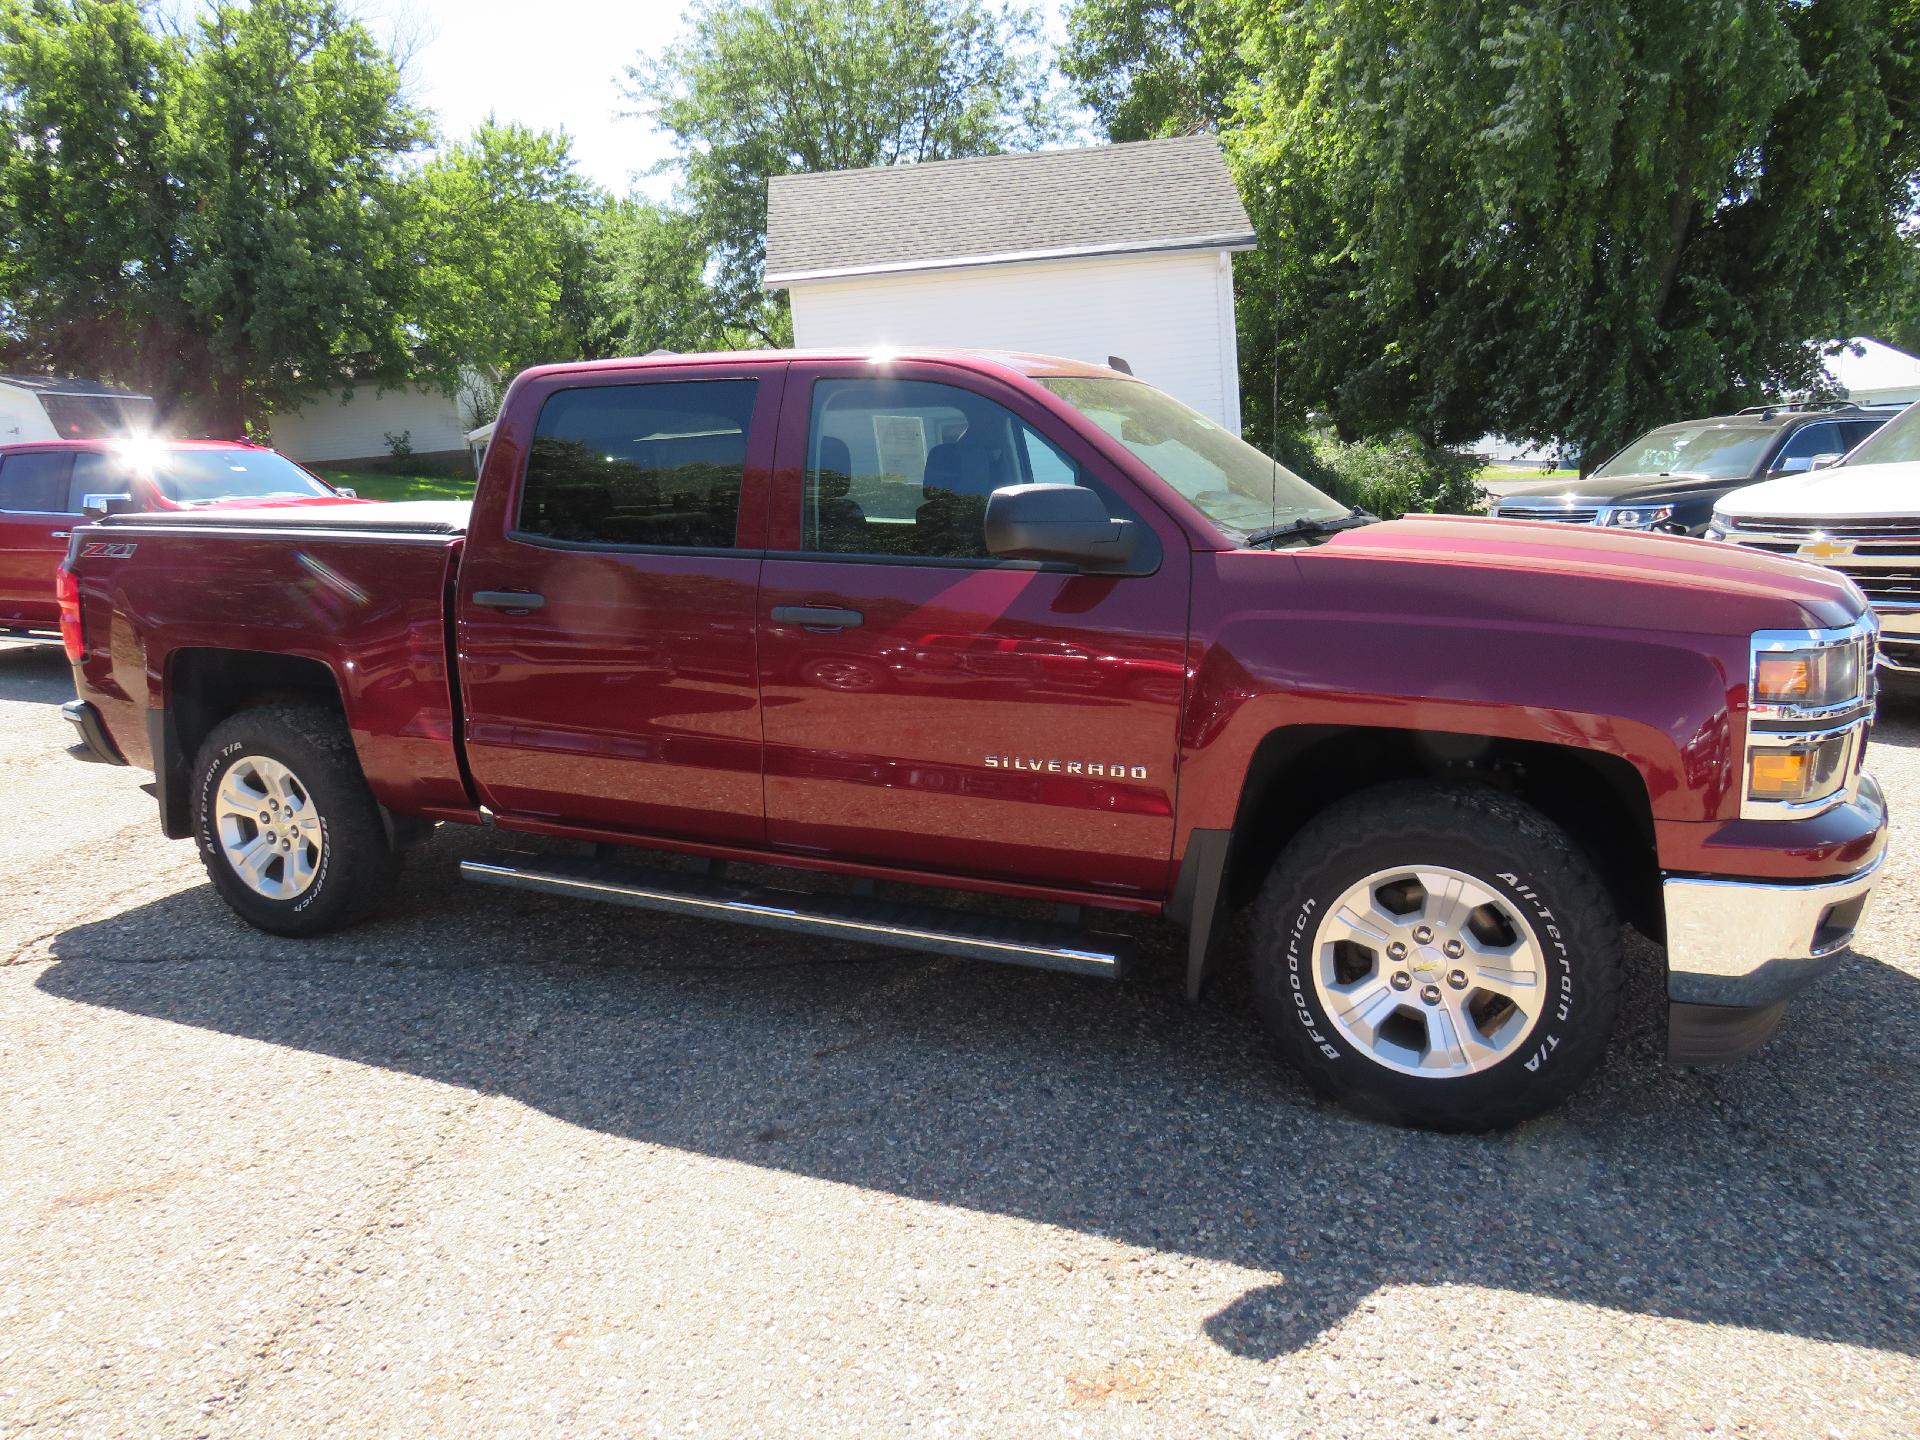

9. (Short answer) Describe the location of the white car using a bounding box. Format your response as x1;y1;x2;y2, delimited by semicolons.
1711;400;1920;680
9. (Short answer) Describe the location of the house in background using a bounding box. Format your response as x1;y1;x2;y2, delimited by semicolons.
765;137;1256;433
0;374;155;441
269;375;486;473
1815;337;1920;408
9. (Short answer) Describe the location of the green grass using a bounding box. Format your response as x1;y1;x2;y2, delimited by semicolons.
1477;465;1578;482
314;469;476;503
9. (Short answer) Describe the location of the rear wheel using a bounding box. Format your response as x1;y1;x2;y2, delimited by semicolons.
1251;783;1621;1131
191;703;398;936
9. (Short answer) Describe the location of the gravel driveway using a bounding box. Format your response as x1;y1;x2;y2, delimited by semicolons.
2;639;1915;1438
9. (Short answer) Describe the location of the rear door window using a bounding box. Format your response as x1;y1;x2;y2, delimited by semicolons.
517;380;760;549
0;452;74;512
1772;422;1845;472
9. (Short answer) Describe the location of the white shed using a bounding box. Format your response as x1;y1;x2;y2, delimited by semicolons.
269;379;482;470
1816;337;1920;408
0;374;155;441
765;137;1256;433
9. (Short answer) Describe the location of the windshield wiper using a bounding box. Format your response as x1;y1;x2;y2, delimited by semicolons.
1244;507;1377;549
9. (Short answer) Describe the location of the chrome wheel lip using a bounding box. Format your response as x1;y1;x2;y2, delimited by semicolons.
213;754;324;901
1309;864;1547;1080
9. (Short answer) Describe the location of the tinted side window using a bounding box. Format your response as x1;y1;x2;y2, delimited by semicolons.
518;380;758;549
803;377;1091;560
1842;420;1884;452
0;452;73;512
1773;422;1844;472
68;452;125;511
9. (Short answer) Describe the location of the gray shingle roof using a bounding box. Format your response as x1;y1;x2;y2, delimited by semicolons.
0;373;150;399
764;136;1255;287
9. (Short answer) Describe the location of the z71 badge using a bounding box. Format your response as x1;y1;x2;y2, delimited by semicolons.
79;542;138;559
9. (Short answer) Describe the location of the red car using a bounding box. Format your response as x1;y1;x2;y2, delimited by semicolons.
0;438;359;635
59;350;1886;1130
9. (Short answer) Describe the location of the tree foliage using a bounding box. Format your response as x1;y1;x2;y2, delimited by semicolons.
1069;0;1920;468
624;0;1065;341
409;119;612;419
1061;0;1239;142
0;0;428;432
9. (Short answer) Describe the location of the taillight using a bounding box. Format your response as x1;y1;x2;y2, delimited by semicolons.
56;562;84;663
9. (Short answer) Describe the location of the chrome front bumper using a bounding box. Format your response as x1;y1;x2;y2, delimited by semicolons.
1664;852;1883;1008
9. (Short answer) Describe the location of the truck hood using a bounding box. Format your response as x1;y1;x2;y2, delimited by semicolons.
1714;461;1920;521
1310;513;1865;632
1499;471;1731;505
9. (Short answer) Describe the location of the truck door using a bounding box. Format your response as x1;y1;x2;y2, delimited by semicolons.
755;361;1190;900
455;363;784;846
0;448;81;631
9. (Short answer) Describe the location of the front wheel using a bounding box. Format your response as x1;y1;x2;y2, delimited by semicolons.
1251;783;1621;1131
191;702;398;936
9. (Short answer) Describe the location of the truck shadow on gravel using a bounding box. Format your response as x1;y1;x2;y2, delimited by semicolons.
0;641;72;705
37;815;1920;1360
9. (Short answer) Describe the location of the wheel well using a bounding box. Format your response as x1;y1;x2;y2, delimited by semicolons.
1225;726;1662;936
153;648;344;838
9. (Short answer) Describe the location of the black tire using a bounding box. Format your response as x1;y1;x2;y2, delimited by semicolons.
191;702;398;936
1250;782;1621;1132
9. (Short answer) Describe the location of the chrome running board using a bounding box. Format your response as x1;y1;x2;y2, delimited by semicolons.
460;856;1129;979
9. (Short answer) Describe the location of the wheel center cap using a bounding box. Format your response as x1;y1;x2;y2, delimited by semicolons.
1408;946;1446;975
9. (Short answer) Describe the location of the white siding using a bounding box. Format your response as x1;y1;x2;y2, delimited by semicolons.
787;248;1245;432
269;383;472;463
0;385;58;442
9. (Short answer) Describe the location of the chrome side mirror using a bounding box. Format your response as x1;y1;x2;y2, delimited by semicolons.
332;485;358;497
1808;453;1844;471
81;492;135;521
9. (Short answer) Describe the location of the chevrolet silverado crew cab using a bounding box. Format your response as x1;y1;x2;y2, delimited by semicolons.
1493;402;1896;535
60;351;1888;1130
1;437;358;636
1711;397;1920;684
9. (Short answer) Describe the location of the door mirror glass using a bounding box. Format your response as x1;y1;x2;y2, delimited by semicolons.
985;483;1136;567
80;493;135;521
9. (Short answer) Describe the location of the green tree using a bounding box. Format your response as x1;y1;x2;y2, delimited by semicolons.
1227;0;1920;467
596;199;762;357
623;0;1065;342
410;119;611;420
0;0;428;432
1061;0;1240;142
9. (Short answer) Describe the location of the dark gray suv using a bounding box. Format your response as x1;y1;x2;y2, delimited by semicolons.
1492;402;1900;535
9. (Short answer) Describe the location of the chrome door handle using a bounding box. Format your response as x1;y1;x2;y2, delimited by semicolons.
771;605;864;631
51;531;71;540
473;590;546;610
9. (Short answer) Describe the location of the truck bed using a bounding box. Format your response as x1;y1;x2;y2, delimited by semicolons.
73;500;473;823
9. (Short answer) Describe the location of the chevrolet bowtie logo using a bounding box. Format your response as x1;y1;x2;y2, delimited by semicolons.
1798;537;1856;561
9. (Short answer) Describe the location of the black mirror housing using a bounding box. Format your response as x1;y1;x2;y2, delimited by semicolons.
985;483;1136;568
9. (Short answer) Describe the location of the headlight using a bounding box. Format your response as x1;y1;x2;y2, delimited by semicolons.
1607;505;1675;529
1751;638;1867;712
1742;624;1875;818
1748;732;1855;805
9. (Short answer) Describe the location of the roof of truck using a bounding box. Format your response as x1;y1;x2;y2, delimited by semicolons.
514;348;1128;386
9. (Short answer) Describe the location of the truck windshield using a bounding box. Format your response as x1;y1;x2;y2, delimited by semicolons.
1594;425;1775;479
1836;403;1920;467
1037;376;1349;541
149;450;334;503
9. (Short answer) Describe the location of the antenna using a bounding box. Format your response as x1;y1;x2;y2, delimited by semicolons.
1270;290;1281;535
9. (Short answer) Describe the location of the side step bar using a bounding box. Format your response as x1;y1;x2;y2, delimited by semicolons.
460;856;1130;979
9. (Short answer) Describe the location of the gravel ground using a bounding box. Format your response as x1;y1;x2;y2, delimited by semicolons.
2;638;1916;1438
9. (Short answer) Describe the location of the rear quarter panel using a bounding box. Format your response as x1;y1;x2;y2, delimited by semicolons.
71;527;469;815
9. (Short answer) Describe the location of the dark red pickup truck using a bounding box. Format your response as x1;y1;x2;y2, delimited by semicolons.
60;350;1888;1129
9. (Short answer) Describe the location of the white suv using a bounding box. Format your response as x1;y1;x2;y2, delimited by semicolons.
1711;401;1920;679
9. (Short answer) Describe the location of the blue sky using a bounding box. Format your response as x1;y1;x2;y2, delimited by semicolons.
350;0;1076;200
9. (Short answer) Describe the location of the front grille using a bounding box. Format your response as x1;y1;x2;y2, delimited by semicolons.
1837;568;1920;604
1494;506;1600;525
1879;637;1920;672
1730;515;1920;539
